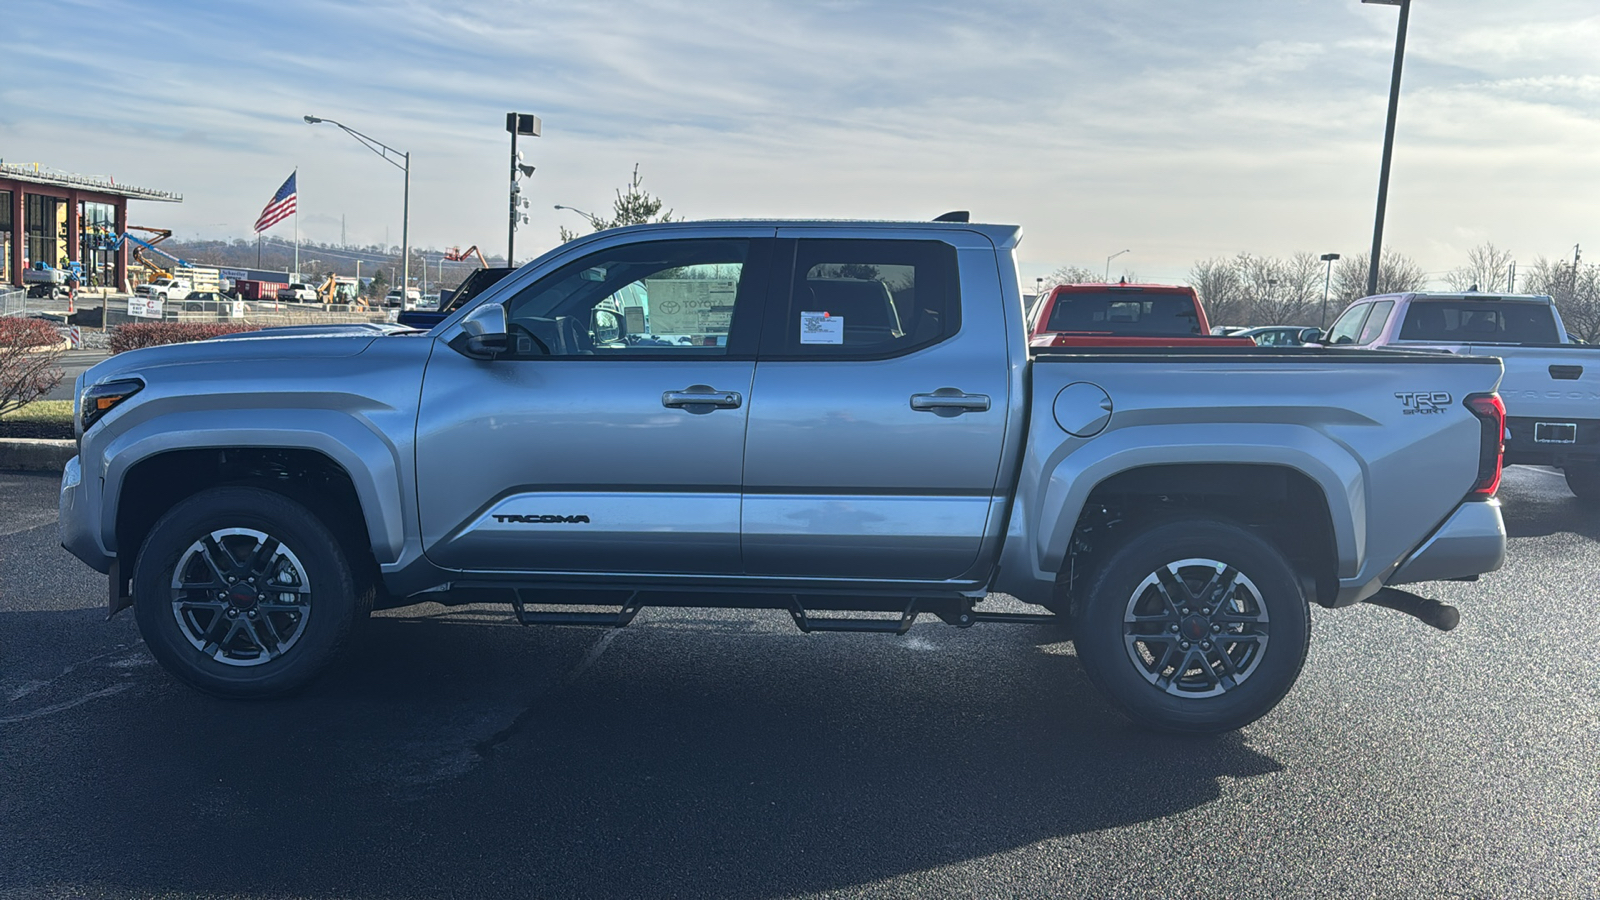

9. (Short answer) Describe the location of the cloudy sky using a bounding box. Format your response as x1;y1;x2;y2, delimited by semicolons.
5;0;1598;285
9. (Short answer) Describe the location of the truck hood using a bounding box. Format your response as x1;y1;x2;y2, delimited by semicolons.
80;325;422;387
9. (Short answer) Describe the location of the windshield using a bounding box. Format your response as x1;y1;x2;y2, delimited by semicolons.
1045;291;1201;335
1397;300;1560;343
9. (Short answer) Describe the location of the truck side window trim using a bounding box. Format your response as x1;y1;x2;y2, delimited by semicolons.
758;238;962;361
1356;299;1396;346
1326;303;1370;346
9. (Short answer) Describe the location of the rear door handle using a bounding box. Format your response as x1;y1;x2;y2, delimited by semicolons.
663;385;742;411
910;388;991;416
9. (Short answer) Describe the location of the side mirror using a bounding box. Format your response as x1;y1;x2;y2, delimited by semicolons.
591;308;624;344
453;304;510;359
1302;328;1323;344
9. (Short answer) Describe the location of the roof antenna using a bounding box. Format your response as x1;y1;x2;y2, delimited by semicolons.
1119;276;1128;285
933;211;969;223
1468;283;1479;292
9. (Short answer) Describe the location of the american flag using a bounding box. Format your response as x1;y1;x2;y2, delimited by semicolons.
253;172;297;234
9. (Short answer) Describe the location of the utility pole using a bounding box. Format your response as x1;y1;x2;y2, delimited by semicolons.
1319;253;1341;327
1506;261;1515;293
1364;0;1412;297
1573;244;1583;296
506;113;541;267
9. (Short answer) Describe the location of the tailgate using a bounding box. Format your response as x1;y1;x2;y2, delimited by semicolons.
1478;345;1600;421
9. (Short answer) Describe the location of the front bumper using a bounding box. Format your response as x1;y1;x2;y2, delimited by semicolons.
59;455;113;574
1387;498;1506;586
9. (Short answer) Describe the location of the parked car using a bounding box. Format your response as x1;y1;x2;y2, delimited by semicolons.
383;288;422;308
1030;283;1256;348
1329;290;1600;500
276;283;318;303
62;218;1507;734
1238;325;1322;347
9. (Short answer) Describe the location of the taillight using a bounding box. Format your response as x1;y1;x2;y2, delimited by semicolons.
1464;392;1504;497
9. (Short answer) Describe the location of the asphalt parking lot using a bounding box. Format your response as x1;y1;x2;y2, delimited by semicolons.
1;467;1596;899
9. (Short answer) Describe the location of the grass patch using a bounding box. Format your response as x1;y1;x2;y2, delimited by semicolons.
0;400;73;424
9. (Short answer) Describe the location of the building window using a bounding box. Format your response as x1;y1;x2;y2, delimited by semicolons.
25;193;63;269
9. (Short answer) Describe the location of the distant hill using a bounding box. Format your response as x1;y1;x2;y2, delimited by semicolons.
159;236;509;292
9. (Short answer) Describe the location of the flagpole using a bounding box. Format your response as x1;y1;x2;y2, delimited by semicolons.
293;168;300;279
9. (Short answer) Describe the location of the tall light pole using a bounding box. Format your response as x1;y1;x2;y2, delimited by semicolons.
1319;252;1341;326
1105;249;1130;282
304;115;411;309
1363;0;1411;297
507;113;541;266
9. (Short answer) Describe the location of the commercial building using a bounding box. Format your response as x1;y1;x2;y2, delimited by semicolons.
1;162;181;290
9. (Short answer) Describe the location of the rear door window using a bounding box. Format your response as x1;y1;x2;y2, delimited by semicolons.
766;239;960;358
1045;290;1200;335
1397;301;1560;343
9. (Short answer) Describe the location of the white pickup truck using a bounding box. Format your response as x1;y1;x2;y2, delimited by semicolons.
135;277;193;302
1328;291;1600;499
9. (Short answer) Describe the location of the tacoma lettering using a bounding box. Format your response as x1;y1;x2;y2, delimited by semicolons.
492;514;591;524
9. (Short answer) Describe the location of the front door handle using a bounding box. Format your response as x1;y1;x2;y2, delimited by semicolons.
910;388;991;417
663;385;743;412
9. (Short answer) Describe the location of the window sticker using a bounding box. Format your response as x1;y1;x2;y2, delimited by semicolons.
800;310;844;344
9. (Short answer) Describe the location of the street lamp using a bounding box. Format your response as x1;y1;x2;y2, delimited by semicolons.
1319;252;1342;326
553;204;599;226
305;115;411;309
1105;249;1130;282
1362;0;1411;297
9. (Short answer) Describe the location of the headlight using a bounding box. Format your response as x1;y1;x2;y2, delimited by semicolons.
81;378;144;431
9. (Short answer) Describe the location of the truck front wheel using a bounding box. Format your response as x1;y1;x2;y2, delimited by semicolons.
132;486;370;698
1073;518;1311;734
1563;464;1600;501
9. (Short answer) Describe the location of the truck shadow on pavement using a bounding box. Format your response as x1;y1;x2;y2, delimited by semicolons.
1499;488;1600;541
2;608;1283;899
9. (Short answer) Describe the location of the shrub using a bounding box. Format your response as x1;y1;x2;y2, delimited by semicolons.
110;322;262;354
0;317;65;417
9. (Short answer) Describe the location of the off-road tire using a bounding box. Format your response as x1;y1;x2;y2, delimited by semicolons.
1073;518;1311;734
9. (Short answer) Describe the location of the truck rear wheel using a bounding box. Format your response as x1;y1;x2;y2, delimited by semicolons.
1564;464;1600;501
132;486;370;699
1072;518;1310;734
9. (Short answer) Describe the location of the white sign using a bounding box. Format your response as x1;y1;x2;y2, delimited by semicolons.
624;306;646;335
127;296;164;319
229;300;247;318
800;310;843;344
643;279;737;335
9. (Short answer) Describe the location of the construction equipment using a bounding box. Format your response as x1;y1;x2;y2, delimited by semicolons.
445;245;489;267
316;274;364;306
107;226;187;282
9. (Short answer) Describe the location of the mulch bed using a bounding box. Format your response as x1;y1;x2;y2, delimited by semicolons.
0;421;74;440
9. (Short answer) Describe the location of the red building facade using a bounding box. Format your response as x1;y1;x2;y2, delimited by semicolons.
0;163;180;291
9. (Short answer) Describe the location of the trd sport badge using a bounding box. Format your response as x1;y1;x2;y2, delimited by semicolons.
1395;391;1451;415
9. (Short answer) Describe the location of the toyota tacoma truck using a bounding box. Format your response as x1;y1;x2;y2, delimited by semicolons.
60;219;1509;733
1328;290;1600;499
1029;282;1257;348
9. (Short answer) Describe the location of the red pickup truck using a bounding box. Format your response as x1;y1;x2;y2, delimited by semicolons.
1029;282;1256;348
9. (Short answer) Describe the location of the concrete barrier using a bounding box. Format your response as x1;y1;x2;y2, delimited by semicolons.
0;438;76;472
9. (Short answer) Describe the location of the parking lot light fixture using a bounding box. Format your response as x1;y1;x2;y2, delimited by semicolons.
1105;249;1130;282
1320;253;1342;327
305;114;411;310
554;204;601;229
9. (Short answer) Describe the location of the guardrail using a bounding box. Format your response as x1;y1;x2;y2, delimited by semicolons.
161;299;397;327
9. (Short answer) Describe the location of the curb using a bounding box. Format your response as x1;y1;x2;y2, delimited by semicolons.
0;438;75;472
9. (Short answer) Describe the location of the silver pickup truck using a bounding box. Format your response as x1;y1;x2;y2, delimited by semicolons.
1328;291;1600;499
60;220;1509;733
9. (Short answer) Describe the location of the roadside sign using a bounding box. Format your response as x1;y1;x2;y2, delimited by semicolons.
68;326;82;348
128;296;164;319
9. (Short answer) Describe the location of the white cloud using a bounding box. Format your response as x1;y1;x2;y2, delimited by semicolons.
3;0;1596;289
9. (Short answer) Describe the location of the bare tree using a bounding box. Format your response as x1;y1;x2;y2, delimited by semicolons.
1330;248;1427;302
1445;242;1515;292
1524;255;1600;343
1039;265;1099;292
1188;252;1323;327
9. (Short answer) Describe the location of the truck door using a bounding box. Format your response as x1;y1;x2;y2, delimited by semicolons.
741;233;1012;580
416;236;774;574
